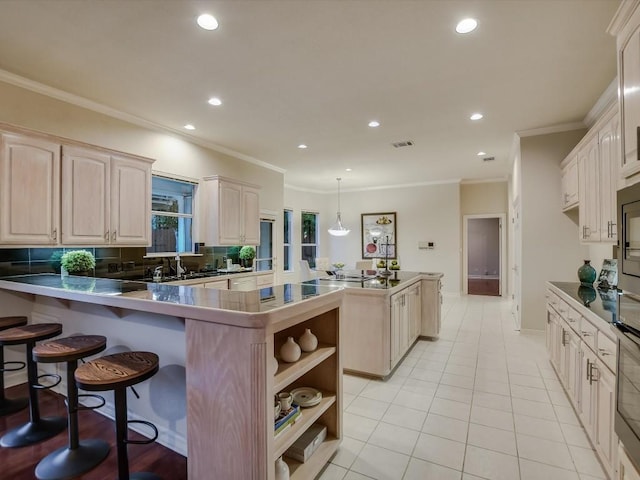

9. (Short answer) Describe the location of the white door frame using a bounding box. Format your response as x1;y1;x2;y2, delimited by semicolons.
462;214;507;296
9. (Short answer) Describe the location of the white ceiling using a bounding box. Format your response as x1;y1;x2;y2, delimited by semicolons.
0;0;620;191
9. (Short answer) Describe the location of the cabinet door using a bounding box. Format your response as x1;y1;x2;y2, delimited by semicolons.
242;185;260;245
621;26;640;177
561;156;579;209
218;181;243;244
61;146;110;245
390;293;403;367
578;135;600;242
595;361;617;477
619;444;640;480
599;114;620;242
578;345;598;439
566;330;581;406
409;284;421;343
0;133;60;244
110;155;151;245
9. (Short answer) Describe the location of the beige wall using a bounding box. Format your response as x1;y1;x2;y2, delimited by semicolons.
519;129;589;330
460;181;508;215
0;80;285;276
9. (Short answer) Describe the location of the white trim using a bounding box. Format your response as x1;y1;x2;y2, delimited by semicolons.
517;122;586;138
462;214;507;297
583;78;618;129
152;170;199;185
460;177;508;185
607;0;640;35
285;178;462;194
0;68;285;175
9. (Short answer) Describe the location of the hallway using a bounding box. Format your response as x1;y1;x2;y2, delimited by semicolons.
318;294;606;480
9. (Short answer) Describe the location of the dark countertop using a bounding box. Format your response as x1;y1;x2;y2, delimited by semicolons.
0;274;343;326
549;281;618;324
305;271;440;291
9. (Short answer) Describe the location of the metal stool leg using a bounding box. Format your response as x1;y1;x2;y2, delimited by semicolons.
114;387;161;480
0;345;27;416
0;342;66;447
35;359;110;479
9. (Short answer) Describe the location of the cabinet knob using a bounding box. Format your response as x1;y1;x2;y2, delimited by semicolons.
105;231;109;240
598;348;611;356
111;230;116;241
51;228;57;242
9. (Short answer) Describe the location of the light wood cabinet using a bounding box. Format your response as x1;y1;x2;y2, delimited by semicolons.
561;155;579;210
578;134;601;242
203;176;260;246
0;133;60;245
390;282;421;370
61;147;152;246
619;443;640;480
420;276;442;338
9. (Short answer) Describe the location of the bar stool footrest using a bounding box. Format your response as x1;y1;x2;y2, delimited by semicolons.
126;420;159;445
67;393;106;411
129;473;162;480
0;416;67;447
1;360;26;373
33;373;62;390
35;438;110;480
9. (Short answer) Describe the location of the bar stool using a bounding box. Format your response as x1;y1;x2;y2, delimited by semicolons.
33;335;110;480
0;323;67;447
0;316;29;416
75;351;161;480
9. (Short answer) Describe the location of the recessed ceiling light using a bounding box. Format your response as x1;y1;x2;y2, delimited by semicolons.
197;14;219;31
298;144;308;149
477;151;487;156
208;97;222;106
456;18;477;34
470;113;483;121
184;124;195;130
346;168;352;172
368;121;380;128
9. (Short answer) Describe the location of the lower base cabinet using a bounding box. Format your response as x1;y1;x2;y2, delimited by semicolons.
619;444;640;480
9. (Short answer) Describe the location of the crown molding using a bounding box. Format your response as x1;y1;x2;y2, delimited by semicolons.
583;78;618;128
607;0;640;36
516;121;586;138
0;68;286;174
285;178;462;194
460;177;509;185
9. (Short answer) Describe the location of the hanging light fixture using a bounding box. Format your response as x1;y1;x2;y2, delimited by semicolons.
328;177;350;236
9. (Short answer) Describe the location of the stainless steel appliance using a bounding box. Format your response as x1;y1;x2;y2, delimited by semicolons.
618;182;640;293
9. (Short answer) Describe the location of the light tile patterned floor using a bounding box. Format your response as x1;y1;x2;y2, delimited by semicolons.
316;294;607;480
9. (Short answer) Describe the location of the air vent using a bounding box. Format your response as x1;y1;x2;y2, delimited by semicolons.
392;140;414;148
483;156;495;162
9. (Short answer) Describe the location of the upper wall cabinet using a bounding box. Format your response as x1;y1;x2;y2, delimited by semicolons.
621;20;640;178
578;134;601;242
561;154;579;210
61;146;153;245
203;176;260;246
0;126;154;247
0;133;60;245
598;112;621;242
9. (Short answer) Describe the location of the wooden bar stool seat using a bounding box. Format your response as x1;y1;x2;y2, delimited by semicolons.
0;316;29;416
0;323;66;448
33;335;110;480
75;351;161;480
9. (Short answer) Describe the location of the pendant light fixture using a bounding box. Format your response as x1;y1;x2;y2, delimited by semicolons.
328;177;350;236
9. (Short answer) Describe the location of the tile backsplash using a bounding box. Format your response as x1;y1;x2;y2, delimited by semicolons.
0;246;251;280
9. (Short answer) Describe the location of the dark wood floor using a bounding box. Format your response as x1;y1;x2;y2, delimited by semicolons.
468;278;500;296
0;383;187;479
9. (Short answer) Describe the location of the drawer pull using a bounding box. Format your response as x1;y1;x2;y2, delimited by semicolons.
599;348;611;357
581;331;592;337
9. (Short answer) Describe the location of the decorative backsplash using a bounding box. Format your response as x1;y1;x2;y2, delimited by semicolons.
0;246;248;280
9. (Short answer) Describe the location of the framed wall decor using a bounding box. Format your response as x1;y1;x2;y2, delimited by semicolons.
361;212;397;259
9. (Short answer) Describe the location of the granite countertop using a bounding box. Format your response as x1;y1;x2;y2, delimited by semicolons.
0;274;344;328
549;281;618;324
306;271;441;291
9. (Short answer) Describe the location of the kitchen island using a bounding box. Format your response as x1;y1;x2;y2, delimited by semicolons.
0;274;344;480
304;271;443;378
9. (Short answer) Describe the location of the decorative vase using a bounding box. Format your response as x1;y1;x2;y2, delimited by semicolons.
577;260;597;286
275;456;290;480
578;285;597;307
279;337;301;363
270;356;279;376
299;328;318;352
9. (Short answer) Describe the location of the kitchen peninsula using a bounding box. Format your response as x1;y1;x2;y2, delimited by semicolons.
304;271;443;378
0;274;344;480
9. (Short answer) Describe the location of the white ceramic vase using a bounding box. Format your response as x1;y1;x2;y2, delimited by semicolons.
275;456;290;480
270;356;279;376
280;337;301;363
299;328;318;352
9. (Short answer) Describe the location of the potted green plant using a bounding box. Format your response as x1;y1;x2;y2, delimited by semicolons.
60;250;96;276
239;245;256;269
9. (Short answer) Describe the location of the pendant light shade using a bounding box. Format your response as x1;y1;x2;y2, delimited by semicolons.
328;178;350;236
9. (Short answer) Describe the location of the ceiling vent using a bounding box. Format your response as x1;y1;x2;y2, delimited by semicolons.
483;156;495;162
392;140;414;148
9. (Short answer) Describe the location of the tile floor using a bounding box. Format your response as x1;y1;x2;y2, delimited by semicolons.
316;294;607;480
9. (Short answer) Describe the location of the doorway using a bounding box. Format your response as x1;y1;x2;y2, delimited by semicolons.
463;214;506;296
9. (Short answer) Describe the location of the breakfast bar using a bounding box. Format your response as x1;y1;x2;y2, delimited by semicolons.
0;274;344;480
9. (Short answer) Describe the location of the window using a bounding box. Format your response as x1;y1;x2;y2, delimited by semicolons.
284;209;292;271
301;211;318;268
149;176;196;253
255;218;273;272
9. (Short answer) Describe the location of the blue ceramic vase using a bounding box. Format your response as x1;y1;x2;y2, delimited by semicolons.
577;260;597;286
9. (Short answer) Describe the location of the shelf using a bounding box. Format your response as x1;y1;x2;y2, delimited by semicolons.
274;393;336;459
274;344;336;393
286;436;341;480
